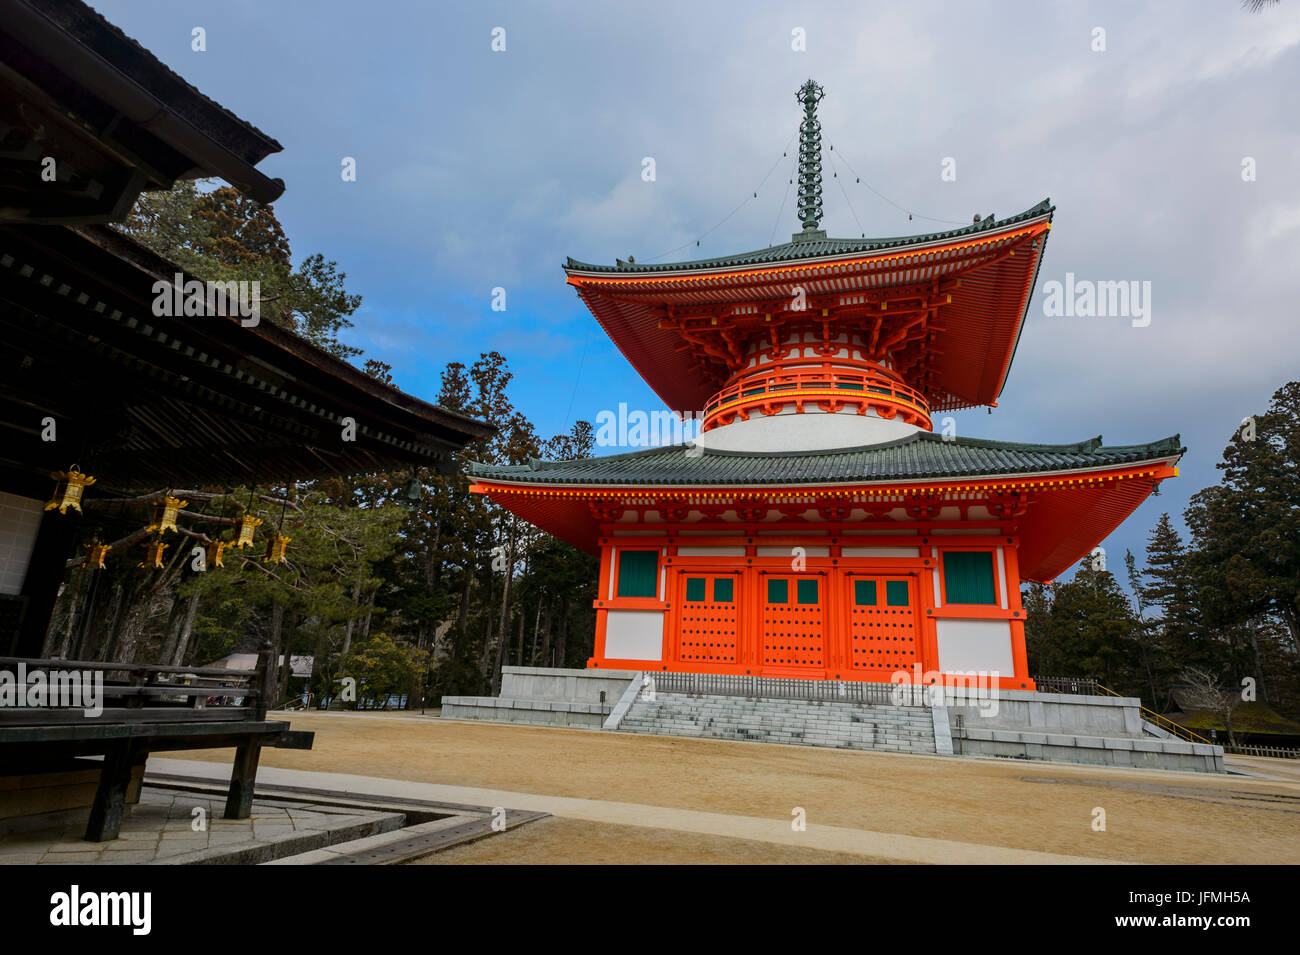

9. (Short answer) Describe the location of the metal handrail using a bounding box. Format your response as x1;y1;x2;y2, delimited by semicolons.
1032;676;1099;696
1095;682;1211;745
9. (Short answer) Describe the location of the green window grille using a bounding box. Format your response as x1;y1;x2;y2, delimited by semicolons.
713;578;734;603
854;579;878;606
796;579;819;605
616;550;658;598
886;579;910;607
685;577;706;602
767;578;788;604
943;551;997;605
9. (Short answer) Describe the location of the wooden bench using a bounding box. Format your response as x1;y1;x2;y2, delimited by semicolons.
0;643;313;841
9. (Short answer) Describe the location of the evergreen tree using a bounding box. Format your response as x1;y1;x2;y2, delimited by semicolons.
1185;382;1300;652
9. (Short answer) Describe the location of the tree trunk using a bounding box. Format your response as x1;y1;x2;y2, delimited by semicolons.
341;580;361;656
360;590;375;641
268;601;285;710
96;581;126;661
539;601;553;668
529;600;542;666
158;594;187;666
516;603;526;667
555;598;569;670
1247;625;1268;705
170;592;201;667
490;521;516;696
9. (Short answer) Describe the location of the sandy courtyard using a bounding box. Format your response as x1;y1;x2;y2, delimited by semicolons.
160;711;1300;864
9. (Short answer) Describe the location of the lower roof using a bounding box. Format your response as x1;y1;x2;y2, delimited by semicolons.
469;432;1184;582
468;432;1183;487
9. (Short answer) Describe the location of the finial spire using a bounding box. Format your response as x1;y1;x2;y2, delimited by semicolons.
795;79;825;232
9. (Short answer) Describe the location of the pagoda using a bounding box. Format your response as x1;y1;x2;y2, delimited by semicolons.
470;81;1182;691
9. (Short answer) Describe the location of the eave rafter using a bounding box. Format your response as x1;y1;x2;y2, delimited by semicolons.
649;275;963;381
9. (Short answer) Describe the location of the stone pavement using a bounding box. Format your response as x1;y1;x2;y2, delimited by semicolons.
0;786;403;865
148;756;1124;864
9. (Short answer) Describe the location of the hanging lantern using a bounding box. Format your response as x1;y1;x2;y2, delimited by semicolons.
85;540;111;569
263;534;290;564
44;465;95;515
234;513;262;549
139;538;168;569
205;538;226;569
148;495;188;535
397;474;422;511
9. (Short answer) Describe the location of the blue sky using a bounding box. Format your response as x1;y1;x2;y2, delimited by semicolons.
95;0;1300;583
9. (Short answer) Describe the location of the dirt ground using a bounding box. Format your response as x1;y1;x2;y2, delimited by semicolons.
162;712;1300;864
410;816;888;865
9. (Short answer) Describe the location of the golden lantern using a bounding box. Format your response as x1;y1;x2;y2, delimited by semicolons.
205;538;226;569
147;495;188;535
85;541;111;569
44;465;95;515
263;534;291;564
139;538;168;569
234;513;262;549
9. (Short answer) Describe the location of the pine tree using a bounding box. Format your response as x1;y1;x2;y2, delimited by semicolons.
1139;513;1209;684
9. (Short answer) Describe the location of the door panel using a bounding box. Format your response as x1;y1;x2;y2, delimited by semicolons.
761;575;824;669
848;575;919;674
676;574;738;664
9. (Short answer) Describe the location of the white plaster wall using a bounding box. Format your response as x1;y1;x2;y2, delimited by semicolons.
841;546;920;558
936;618;1014;676
0;492;44;596
605;610;665;661
697;406;921;452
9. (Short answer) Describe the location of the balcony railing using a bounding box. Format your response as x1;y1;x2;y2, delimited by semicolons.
703;360;931;431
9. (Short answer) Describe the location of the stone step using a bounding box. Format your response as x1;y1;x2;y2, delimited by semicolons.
618;691;937;755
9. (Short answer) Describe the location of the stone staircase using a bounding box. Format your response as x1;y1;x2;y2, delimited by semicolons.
617;691;937;755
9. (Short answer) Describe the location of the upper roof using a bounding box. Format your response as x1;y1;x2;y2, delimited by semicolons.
562;202;1054;415
565;201;1053;274
468;431;1183;487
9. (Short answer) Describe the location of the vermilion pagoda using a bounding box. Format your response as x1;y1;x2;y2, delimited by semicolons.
470;81;1181;691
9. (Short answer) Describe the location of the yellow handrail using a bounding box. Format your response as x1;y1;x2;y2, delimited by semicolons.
1096;684;1211;745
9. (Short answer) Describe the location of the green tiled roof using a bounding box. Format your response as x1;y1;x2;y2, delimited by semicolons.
564;200;1053;274
469;432;1183;487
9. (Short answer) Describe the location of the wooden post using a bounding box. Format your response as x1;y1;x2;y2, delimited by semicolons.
224;739;262;819
224;640;274;818
85;739;139;841
254;639;274;720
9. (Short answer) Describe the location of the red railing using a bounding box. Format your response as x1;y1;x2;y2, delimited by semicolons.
702;358;931;432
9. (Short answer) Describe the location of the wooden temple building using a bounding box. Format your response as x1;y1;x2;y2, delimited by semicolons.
0;0;491;839
471;80;1182;691
0;0;492;657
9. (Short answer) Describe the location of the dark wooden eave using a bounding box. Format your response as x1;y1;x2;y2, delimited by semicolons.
0;0;284;224
0;222;494;492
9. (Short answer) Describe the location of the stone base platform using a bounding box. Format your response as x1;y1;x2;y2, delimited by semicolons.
439;666;1225;773
441;666;639;729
